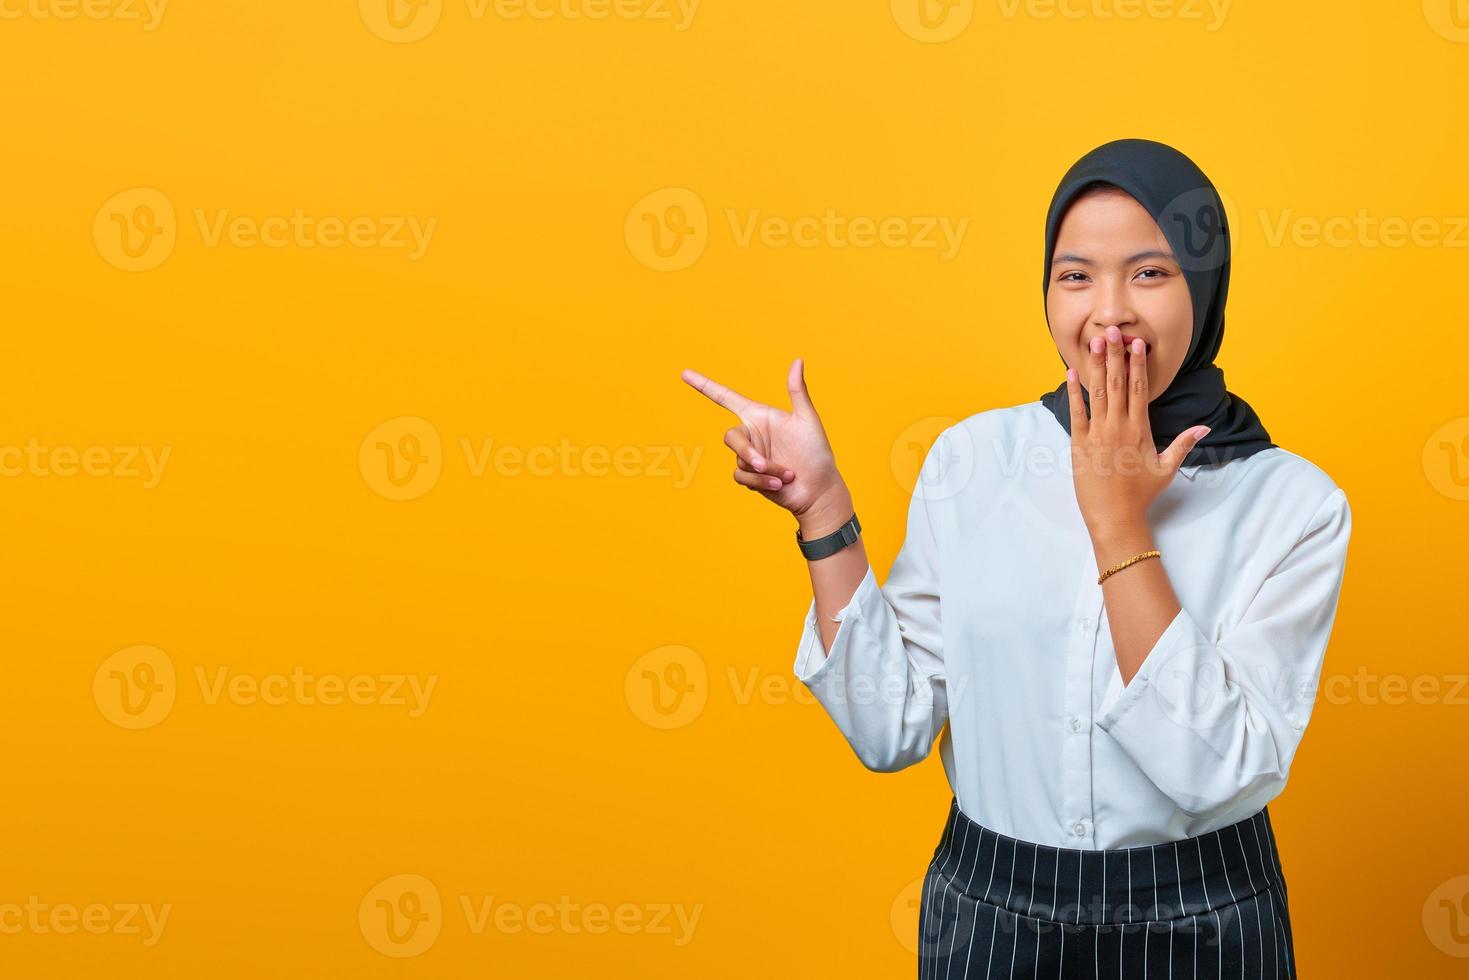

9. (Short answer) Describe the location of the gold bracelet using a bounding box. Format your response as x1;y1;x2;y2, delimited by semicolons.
1097;549;1160;585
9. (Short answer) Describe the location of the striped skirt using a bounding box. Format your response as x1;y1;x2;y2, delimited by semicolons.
917;797;1296;979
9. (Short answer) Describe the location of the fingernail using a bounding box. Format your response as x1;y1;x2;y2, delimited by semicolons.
1066;368;1077;382
1132;339;1145;355
751;453;765;468
783;469;795;481
1197;426;1212;438
768;477;781;490
1105;326;1121;342
1090;337;1104;353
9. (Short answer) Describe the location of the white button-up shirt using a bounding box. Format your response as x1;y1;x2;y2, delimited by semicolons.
793;400;1352;849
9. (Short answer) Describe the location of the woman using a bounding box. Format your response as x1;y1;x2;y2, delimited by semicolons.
679;138;1351;978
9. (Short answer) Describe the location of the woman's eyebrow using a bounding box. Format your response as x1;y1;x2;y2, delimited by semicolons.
1052;249;1178;265
1126;248;1177;264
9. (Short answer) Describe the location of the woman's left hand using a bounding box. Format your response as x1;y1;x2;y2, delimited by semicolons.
1066;325;1211;538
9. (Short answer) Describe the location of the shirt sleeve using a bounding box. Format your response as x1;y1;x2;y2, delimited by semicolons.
791;440;948;773
1095;486;1352;817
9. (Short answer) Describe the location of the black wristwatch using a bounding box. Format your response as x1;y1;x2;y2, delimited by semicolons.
796;512;861;561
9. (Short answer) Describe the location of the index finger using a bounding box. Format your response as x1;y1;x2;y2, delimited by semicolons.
681;368;757;421
1065;367;1088;437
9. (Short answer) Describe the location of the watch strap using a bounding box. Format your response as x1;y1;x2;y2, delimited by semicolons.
795;512;861;560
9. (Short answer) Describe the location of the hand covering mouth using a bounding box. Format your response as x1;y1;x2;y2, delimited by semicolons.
1038;138;1277;467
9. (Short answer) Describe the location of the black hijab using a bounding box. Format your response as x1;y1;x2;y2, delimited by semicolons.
1037;138;1275;468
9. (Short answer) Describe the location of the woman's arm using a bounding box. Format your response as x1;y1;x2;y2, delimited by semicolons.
1068;327;1353;816
796;481;866;654
1064;327;1212;686
791;434;949;773
681;360;947;771
1091;519;1181;685
682;356;861;646
1094;488;1352;816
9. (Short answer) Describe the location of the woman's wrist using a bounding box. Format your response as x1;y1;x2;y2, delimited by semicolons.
1089;520;1157;575
795;485;855;539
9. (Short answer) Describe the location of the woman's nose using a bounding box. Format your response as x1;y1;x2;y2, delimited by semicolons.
1090;281;1136;329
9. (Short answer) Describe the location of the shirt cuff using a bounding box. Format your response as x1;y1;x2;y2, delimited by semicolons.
1094;604;1196;727
793;563;879;684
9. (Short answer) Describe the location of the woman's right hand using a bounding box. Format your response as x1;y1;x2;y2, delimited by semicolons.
680;358;852;532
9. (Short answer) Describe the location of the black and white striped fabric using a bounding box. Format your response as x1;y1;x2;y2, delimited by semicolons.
917;797;1296;979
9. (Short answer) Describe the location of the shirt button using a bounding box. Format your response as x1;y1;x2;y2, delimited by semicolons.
1069;716;1084;733
1078;617;1092;631
1072;822;1087;838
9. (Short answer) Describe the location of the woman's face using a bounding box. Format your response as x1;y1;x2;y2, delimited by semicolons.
1046;188;1193;399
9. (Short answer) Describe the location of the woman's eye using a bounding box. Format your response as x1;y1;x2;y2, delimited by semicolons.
1136;268;1167;280
1059;271;1088;283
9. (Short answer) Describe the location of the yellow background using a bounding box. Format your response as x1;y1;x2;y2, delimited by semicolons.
2;0;1467;975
